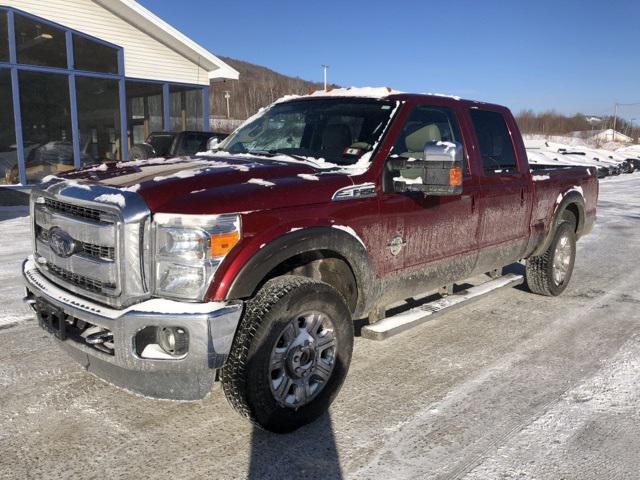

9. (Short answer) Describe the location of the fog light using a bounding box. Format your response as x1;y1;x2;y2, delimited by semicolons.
157;327;189;356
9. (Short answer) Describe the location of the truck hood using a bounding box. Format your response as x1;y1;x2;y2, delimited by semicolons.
58;154;359;214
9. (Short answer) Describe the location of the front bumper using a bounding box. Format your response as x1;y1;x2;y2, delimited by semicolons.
22;257;243;401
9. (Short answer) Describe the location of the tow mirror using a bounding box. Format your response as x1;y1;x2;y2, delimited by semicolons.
388;141;464;195
207;136;220;151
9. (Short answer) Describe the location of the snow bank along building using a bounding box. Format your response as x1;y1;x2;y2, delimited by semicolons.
0;0;238;185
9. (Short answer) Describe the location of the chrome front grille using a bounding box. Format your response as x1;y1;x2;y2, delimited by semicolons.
36;226;116;261
46;263;115;293
44;198;107;223
31;182;151;308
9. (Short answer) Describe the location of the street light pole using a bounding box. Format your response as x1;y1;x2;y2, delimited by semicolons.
224;91;231;119
321;64;329;91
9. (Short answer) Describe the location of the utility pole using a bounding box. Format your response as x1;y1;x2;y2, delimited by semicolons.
224;91;231;119
321;64;329;91
613;102;618;142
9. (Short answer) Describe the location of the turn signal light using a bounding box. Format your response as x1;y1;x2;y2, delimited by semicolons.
210;231;241;257
449;167;463;186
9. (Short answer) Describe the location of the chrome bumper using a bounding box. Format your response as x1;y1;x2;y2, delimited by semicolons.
22;257;243;401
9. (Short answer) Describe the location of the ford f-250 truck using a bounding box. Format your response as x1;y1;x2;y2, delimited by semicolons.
23;88;598;433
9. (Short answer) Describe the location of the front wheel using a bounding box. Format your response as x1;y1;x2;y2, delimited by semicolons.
221;275;354;433
526;222;576;296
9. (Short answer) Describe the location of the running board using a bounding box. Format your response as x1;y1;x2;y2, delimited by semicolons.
361;273;524;341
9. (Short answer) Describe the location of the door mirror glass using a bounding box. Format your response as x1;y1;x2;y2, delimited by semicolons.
389;141;463;195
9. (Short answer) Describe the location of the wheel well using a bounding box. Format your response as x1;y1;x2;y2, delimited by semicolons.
258;250;358;313
562;202;581;233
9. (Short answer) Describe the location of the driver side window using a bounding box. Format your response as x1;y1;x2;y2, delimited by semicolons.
393;105;468;174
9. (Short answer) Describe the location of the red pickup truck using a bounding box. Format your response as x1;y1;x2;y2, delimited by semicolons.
23;88;597;432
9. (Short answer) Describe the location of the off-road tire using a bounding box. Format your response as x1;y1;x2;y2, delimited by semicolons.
221;275;354;433
526;221;576;296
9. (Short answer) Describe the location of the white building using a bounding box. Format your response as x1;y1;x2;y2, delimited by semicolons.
0;0;239;185
570;129;633;143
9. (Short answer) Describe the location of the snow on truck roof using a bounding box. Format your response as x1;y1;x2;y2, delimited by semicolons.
273;87;465;103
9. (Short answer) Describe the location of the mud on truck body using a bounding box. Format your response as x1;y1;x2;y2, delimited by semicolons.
23;88;598;432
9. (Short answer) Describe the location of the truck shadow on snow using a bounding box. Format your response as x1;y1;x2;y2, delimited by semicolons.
247;413;343;479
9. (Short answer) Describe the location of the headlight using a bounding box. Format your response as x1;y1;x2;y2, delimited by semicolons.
153;213;241;300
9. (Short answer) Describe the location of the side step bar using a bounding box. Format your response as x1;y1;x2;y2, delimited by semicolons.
361;273;524;341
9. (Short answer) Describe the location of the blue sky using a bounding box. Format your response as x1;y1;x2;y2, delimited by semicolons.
139;0;640;120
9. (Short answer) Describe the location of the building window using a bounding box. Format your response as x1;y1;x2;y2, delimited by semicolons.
14;14;67;69
0;69;18;184
170;85;203;131
19;70;73;183
76;76;121;164
73;34;118;74
126;82;164;146
0;11;9;62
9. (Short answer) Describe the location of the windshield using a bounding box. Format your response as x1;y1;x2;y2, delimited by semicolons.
219;98;397;167
147;133;175;157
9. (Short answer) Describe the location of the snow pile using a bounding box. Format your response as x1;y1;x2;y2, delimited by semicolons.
86;163;108;172
247;178;275;187
94;193;126;208
297;173;320;181
532;174;550;181
394;175;424;184
309;86;403;98
154;169;204;182
120;184;140;193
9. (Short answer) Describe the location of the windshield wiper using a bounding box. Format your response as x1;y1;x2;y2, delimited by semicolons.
267;150;309;162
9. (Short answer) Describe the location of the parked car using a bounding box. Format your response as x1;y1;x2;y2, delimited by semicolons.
23;90;598;433
129;130;229;160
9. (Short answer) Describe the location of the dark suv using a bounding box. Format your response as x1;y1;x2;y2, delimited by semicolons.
129;130;228;160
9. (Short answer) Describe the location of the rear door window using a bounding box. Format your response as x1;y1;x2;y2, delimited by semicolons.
469;109;518;175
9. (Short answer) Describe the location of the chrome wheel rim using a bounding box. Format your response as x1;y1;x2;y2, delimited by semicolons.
269;311;337;409
552;234;572;285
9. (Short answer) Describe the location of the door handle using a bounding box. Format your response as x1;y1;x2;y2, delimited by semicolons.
520;188;525;205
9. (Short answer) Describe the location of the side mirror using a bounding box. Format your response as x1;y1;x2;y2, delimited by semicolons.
388;141;464;195
207;136;220;151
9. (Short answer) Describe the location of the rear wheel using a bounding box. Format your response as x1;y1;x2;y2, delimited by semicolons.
221;275;354;433
526;221;576;296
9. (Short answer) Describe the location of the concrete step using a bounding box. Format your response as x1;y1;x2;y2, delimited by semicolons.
361;273;524;340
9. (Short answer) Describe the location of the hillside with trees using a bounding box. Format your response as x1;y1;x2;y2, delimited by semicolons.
515;109;638;141
209;56;335;122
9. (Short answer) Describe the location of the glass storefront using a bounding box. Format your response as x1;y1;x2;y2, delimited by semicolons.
73;34;119;74
19;70;74;184
126;81;164;145
0;70;18;185
14;13;67;69
170;85;203;131
0;11;8;62
76;76;121;164
0;8;209;184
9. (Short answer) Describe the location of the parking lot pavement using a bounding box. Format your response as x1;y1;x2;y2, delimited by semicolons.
1;175;640;480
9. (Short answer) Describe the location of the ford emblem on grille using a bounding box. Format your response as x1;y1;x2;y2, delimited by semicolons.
48;227;77;258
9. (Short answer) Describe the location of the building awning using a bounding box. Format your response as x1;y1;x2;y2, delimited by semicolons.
93;0;239;82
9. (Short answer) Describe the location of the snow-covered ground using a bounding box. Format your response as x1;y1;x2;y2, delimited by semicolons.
1;174;640;478
524;134;640;171
0;206;32;327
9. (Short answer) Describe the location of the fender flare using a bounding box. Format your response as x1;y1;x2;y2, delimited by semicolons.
225;227;376;318
533;189;585;257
